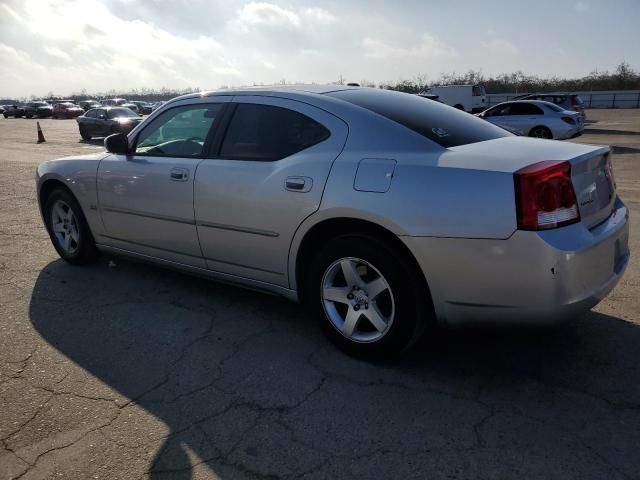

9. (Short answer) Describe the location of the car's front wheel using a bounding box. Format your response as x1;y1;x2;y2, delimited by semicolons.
308;235;429;358
44;187;98;264
79;125;91;140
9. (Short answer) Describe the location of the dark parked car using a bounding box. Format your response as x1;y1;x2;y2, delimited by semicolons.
130;101;153;115
53;102;84;119
78;100;102;112
23;101;53;118
515;93;586;120
77;107;143;139
3;105;25;118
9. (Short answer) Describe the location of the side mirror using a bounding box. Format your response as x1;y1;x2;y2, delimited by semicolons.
105;133;130;154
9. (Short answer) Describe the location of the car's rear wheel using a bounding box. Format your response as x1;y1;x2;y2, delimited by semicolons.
44;187;98;265
529;126;552;139
79;125;91;140
454;104;464;110
308;235;428;358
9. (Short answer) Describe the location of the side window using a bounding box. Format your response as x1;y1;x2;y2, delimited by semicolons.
96;109;106;119
86;109;97;118
489;105;510;116
219;104;330;161
509;103;542;115
135;104;223;157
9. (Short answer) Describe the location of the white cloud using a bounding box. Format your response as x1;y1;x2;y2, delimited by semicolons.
363;33;455;59
481;38;518;54
303;7;337;25
236;2;300;29
44;46;71;61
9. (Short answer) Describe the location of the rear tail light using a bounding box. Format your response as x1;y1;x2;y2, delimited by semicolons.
514;161;580;230
561;116;576;125
605;155;616;189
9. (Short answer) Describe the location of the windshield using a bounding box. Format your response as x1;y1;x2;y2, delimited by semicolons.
327;89;511;148
108;108;138;119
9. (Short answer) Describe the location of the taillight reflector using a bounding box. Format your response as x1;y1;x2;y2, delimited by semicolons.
514;161;580;230
561;116;576;125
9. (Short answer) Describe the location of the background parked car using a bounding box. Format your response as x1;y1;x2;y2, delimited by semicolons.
476;100;583;139
151;101;165;111
428;84;486;112
23;101;53;118
102;98;128;107
2;105;25;118
52;102;84;119
121;102;141;115
78;100;102;112
515;93;586;121
76;106;143;140
130;101;153;115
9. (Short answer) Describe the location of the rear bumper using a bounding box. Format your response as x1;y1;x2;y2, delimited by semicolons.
402;197;629;327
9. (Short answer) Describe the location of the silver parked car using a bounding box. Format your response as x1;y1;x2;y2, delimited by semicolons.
477;100;583;139
36;86;629;357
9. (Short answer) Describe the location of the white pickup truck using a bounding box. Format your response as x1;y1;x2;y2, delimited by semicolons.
428;84;487;113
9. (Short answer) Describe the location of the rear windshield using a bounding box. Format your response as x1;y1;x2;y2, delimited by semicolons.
572;95;584;105
108;108;138;118
327;89;511;148
544;102;564;112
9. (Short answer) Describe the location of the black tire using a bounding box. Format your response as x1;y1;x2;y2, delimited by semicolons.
43;187;98;265
2;113;7;119
79;125;91;140
307;234;431;358
25;114;32;119
528;126;552;139
454;104;465;110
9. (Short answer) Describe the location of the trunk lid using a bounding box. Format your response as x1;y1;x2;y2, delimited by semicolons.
443;136;615;229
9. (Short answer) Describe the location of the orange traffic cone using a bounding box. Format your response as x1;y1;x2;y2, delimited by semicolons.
37;121;46;143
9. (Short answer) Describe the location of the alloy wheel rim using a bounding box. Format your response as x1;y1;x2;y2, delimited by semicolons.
321;257;395;343
533;128;549;138
51;200;80;254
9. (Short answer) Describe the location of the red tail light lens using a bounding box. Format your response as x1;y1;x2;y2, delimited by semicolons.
514;161;580;230
561;116;576;125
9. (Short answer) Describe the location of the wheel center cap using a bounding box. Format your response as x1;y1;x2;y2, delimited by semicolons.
353;290;368;304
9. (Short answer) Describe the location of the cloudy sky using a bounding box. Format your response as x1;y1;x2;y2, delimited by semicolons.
0;0;638;98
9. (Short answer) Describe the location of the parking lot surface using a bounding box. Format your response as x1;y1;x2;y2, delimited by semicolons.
1;110;639;480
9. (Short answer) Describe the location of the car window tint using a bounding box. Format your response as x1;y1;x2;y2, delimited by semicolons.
327;89;510;148
509;103;543;115
85;109;97;118
219;104;330;161
135;104;222;157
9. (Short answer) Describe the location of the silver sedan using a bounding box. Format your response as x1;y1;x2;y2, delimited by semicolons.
477;100;584;139
36;86;629;357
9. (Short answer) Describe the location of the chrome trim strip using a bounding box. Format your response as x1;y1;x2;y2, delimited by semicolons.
98;235;283;275
95;243;298;302
196;221;279;238
102;206;195;225
204;256;283;276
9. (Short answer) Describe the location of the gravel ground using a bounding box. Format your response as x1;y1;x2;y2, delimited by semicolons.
0;110;639;480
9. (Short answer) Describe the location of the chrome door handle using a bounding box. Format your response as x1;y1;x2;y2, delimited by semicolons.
285;176;312;193
170;167;189;181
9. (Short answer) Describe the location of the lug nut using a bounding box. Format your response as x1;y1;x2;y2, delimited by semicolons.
364;303;368;309
354;304;360;311
347;293;354;300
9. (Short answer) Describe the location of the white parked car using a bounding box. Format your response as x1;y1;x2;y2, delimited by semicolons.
476;100;584;139
102;98;128;107
428;84;486;113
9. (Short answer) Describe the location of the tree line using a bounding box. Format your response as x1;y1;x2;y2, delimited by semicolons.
4;62;639;103
378;62;640;94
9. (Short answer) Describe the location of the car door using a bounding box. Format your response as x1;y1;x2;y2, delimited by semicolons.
194;96;348;287
96;97;231;267
508;103;544;133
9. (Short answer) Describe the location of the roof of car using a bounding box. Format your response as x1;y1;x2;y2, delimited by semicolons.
493;100;563;108
174;84;359;101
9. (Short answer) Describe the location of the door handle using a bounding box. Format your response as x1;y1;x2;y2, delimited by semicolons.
170;167;189;181
285;176;312;193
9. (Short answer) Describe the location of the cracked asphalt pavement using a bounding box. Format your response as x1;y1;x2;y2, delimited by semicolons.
1;110;639;479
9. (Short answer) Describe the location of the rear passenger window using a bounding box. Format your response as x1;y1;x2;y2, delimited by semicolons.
85;109;97;118
219;104;330;161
